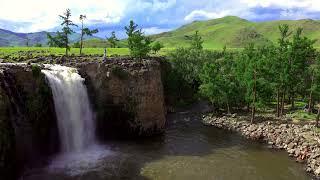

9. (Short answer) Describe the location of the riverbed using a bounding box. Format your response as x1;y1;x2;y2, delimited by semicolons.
21;112;310;180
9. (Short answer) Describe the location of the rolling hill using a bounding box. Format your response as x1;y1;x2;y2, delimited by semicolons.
150;16;320;48
0;29;100;47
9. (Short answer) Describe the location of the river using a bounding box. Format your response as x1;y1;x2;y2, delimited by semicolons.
22;112;311;180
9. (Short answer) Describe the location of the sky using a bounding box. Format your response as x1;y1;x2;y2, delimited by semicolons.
1;0;320;38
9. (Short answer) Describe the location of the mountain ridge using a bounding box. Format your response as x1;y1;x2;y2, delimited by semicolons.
150;16;320;48
0;28;101;47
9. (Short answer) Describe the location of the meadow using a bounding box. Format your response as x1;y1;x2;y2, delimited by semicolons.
0;47;174;59
0;46;246;60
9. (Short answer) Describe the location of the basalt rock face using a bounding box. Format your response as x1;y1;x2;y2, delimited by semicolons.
77;59;166;138
0;64;59;179
0;70;15;179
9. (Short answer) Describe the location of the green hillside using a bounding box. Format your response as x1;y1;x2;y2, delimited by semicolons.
150;16;320;48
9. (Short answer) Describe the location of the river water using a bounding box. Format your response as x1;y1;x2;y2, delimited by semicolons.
22;112;311;180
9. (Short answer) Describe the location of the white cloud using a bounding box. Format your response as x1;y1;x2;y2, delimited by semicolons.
143;27;172;35
241;0;320;11
184;10;230;21
0;0;128;32
0;0;178;32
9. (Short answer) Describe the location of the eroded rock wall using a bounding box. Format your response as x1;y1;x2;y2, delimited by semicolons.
0;70;15;179
78;59;166;137
0;64;59;179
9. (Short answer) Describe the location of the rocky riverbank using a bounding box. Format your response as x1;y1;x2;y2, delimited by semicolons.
202;114;320;179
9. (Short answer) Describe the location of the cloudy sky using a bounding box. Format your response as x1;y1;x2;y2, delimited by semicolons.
1;0;320;38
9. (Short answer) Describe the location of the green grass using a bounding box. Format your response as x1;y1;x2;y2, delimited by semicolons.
0;47;241;61
0;47;129;56
287;110;317;122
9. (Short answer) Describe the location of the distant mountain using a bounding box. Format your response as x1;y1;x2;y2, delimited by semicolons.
149;16;320;48
0;29;101;47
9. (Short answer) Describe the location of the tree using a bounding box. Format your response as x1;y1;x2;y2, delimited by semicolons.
79;14;98;55
236;44;273;123
313;56;320;128
46;9;77;56
275;24;292;117
308;55;320;113
26;37;30;47
107;31;119;48
185;31;203;50
289;28;316;109
151;41;164;54
125;20;152;59
242;44;258;123
73;41;80;48
199;55;239;114
34;43;42;47
47;32;64;47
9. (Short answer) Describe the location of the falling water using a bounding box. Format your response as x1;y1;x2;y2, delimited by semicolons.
42;65;95;152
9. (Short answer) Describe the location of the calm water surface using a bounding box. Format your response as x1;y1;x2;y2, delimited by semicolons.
22;112;311;180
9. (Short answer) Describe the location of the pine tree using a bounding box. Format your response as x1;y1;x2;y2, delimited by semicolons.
79;14;98;55
125;20;152;60
107;31;119;48
151;41;164;54
59;9;77;56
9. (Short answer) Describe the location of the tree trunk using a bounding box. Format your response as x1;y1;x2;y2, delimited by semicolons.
227;101;231;115
277;88;280;117
291;93;295;110
280;91;285;117
251;69;257;124
316;106;320;128
308;72;315;113
65;32;68;57
80;22;84;56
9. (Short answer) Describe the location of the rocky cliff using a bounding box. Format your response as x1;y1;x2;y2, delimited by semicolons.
77;59;166;138
0;63;59;179
0;59;167;178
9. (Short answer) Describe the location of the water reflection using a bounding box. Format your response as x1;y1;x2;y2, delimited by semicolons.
22;112;311;180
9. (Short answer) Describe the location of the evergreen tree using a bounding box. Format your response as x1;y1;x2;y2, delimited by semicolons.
276;24;292;117
185;31;203;50
107;31;119;48
151;41;164;54
79;14;98;55
288;28;316;109
125;20;152;59
59;9;77;56
199;54;239;114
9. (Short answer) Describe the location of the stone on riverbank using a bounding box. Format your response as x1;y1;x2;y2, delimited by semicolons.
202;114;320;178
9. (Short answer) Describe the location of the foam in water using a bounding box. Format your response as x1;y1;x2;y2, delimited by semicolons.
42;65;95;152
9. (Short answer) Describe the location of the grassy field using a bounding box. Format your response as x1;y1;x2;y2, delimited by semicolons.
0;46;240;60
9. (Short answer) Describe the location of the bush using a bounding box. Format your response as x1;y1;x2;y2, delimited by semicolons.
31;64;41;78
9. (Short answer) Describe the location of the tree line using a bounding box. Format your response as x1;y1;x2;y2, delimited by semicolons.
167;26;320;125
47;9;163;58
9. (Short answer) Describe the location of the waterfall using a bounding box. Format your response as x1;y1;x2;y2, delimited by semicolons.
42;65;95;152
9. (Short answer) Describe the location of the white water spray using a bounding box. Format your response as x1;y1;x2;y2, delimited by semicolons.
42;65;95;152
